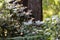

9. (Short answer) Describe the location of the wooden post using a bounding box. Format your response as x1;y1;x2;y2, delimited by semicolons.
22;0;43;21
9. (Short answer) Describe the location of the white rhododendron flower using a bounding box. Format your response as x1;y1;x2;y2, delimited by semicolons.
51;22;55;25
56;19;60;24
32;32;36;34
6;4;15;9
35;20;44;25
56;38;58;40
25;10;32;15
5;0;12;3
45;18;50;21
23;20;33;25
52;15;58;20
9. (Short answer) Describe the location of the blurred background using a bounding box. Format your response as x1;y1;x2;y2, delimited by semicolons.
43;0;60;20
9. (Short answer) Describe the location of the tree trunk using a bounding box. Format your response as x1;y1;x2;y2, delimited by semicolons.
22;0;42;21
28;0;43;21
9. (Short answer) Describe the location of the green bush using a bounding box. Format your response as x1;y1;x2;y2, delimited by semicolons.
0;0;59;40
